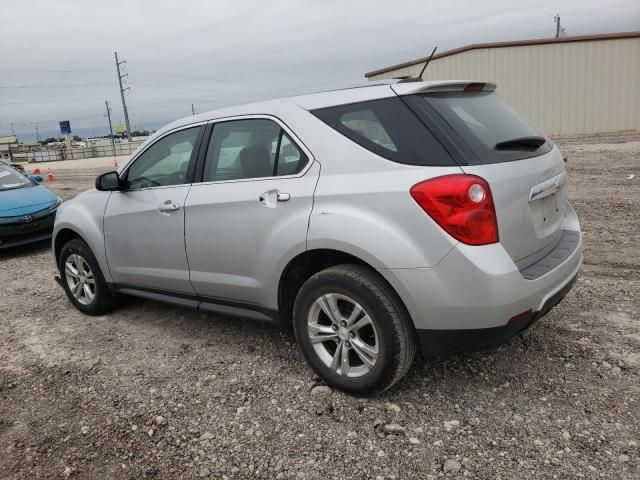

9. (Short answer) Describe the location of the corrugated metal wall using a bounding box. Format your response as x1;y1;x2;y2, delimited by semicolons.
368;37;640;135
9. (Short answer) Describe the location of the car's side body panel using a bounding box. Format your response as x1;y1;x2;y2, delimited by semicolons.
185;161;320;308
104;185;194;293
53;190;112;281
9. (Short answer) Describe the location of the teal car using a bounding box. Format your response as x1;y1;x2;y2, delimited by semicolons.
0;161;61;249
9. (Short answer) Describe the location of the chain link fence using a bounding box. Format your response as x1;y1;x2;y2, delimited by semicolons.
8;142;145;163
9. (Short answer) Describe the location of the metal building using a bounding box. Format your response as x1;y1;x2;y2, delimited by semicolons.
365;32;640;136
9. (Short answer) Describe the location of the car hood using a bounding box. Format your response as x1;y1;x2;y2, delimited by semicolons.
0;184;58;217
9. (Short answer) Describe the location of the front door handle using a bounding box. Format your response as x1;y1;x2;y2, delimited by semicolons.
258;190;290;207
158;201;180;212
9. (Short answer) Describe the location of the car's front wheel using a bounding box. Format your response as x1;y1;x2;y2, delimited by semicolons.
293;264;417;395
58;238;118;315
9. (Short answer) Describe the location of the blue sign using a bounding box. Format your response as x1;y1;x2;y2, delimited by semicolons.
59;120;71;135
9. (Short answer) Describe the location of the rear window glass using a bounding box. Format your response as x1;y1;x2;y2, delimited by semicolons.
418;92;551;163
311;97;455;166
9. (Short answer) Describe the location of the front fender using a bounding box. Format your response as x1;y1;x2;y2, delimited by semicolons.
53;190;111;282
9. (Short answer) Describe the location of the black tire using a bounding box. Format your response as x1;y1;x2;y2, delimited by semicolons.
58;238;118;315
293;264;417;395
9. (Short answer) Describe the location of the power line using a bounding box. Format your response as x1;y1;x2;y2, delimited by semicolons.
0;97;106;106
115;51;132;141
0;69;110;73
128;70;288;87
132;83;244;92
11;113;104;126
128;94;226;103
0;83;116;89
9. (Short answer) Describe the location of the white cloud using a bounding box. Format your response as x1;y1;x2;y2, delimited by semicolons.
0;0;638;139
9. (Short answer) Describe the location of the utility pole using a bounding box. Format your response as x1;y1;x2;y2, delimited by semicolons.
10;122;15;135
35;123;41;143
105;100;117;157
554;14;561;38
191;103;196;116
114;51;132;141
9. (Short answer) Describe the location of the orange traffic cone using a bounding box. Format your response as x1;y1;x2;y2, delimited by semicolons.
47;168;55;182
113;158;119;168
33;168;41;174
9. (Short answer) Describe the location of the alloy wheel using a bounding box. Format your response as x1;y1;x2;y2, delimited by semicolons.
64;254;96;306
307;293;379;378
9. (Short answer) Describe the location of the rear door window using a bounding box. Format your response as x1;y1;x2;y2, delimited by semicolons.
311;97;456;166
202;119;308;182
414;92;551;163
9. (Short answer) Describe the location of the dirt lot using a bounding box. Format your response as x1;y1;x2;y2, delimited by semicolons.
1;133;638;479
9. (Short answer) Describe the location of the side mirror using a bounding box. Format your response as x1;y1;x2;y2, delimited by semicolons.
95;171;122;191
30;175;43;184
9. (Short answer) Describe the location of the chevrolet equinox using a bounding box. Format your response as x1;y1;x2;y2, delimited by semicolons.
53;80;582;394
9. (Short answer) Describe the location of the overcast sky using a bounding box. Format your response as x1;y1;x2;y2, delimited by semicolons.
1;0;638;140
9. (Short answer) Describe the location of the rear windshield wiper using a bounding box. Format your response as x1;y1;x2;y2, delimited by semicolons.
494;136;546;151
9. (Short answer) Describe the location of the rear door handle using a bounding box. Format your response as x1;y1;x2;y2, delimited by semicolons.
277;192;290;202
158;201;180;212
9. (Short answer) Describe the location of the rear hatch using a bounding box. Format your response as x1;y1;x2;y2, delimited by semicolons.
396;82;568;264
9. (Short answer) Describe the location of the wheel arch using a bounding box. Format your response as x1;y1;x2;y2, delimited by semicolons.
277;248;412;328
53;227;86;263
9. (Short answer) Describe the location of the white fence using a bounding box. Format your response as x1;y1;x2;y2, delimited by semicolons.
10;141;145;163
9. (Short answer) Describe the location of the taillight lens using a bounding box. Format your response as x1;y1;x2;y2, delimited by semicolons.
410;174;499;245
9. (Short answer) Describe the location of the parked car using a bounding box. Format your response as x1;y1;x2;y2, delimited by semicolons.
0;160;60;249
52;80;582;394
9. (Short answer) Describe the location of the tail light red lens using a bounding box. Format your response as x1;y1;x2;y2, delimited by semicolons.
410;174;499;245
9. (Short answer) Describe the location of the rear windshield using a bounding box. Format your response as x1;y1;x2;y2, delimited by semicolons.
0;163;32;191
417;92;551;163
311;97;456;166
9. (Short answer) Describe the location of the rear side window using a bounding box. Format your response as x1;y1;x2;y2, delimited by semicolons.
416;92;551;163
311;97;456;166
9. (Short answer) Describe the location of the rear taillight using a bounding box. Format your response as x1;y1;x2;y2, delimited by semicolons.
410;174;499;245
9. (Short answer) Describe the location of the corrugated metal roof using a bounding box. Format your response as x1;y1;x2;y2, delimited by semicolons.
364;31;640;78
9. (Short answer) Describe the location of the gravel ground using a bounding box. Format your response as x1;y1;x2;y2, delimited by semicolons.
1;132;638;479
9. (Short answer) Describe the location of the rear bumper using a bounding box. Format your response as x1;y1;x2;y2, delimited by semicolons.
378;223;582;354
416;272;577;355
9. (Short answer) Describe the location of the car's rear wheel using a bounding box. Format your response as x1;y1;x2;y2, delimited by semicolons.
293;264;416;395
58;238;118;315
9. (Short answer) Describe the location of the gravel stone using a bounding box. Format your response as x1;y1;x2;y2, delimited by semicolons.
310;385;332;395
443;459;462;474
444;420;460;432
1;134;639;479
383;423;406;435
153;415;167;426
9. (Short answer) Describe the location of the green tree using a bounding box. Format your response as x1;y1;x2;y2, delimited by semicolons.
40;137;61;145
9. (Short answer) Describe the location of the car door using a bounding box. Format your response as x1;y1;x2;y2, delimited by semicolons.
104;125;204;293
184;117;319;307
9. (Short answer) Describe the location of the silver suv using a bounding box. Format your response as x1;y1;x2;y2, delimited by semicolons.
53;80;582;394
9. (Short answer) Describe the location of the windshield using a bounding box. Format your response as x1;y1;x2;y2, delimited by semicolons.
0;163;32;191
418;92;552;163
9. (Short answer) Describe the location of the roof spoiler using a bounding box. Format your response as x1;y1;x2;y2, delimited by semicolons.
391;81;496;96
